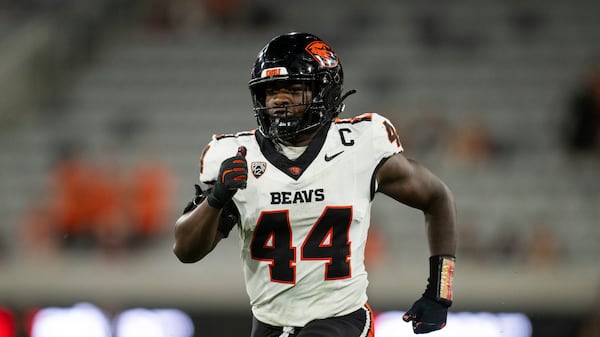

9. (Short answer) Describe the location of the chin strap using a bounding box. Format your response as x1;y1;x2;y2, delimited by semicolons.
336;89;357;115
340;89;357;103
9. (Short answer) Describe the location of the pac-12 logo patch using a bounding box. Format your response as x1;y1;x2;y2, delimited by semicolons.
305;41;338;68
251;161;267;178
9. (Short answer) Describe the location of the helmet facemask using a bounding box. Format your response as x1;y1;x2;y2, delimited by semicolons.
252;78;330;143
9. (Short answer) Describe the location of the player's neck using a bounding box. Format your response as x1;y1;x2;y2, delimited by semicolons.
276;143;308;160
273;130;316;160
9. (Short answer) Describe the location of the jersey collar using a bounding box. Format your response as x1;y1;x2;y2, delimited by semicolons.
255;123;329;180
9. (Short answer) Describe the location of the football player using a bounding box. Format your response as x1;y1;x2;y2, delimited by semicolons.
173;32;457;337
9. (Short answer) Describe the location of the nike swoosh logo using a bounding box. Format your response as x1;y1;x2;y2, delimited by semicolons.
324;151;344;162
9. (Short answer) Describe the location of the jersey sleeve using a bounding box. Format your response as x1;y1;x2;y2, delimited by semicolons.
198;136;226;185
198;135;246;239
371;113;404;160
199;132;254;185
199;132;253;238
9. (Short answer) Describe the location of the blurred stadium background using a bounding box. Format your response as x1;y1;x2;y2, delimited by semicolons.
1;0;599;336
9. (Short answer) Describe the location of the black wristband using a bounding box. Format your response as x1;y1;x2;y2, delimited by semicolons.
217;200;240;238
423;255;455;307
206;192;226;209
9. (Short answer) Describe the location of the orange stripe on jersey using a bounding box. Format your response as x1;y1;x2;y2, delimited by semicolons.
334;113;373;124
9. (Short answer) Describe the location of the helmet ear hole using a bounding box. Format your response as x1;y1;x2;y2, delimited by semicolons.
333;72;342;84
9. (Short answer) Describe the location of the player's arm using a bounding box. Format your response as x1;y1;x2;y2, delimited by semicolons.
173;194;224;263
376;153;456;255
173;146;248;263
376;153;456;334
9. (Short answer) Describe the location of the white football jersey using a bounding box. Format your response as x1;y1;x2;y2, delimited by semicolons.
199;113;403;327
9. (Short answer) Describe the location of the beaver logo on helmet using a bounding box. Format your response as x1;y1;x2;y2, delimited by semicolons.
305;41;338;68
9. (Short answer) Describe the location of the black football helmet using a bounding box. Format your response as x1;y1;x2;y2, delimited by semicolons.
249;32;355;142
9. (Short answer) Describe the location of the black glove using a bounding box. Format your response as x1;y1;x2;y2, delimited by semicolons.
403;255;455;334
206;146;248;209
402;296;449;334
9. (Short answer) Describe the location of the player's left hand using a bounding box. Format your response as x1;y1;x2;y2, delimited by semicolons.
207;146;248;209
402;296;449;334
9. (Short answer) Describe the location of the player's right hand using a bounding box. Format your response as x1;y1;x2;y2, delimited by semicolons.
207;146;248;209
